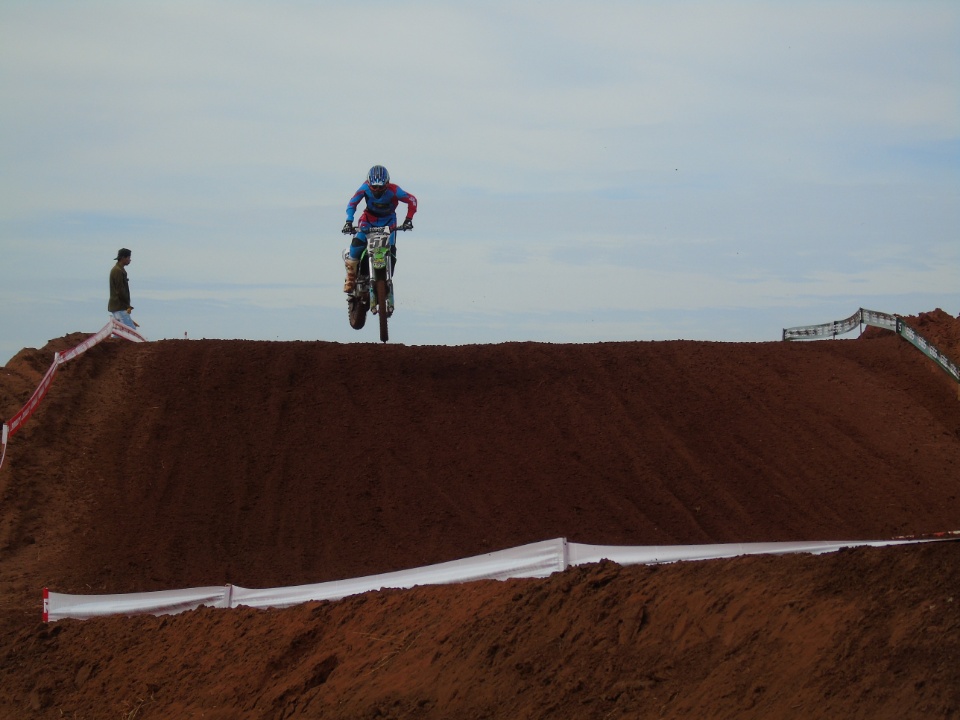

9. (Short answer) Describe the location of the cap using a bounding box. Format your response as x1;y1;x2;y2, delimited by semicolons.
115;248;132;260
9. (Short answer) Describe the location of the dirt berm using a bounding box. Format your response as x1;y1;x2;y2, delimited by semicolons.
0;310;958;719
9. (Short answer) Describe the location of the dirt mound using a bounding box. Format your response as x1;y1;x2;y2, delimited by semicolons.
0;332;90;426
861;307;960;359
0;311;958;719
905;308;960;361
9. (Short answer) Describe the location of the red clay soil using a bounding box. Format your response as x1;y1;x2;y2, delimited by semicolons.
0;309;958;719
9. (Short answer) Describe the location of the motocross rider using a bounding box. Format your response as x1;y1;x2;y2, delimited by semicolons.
341;165;417;295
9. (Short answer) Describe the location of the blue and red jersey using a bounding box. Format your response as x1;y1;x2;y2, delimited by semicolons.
346;182;417;228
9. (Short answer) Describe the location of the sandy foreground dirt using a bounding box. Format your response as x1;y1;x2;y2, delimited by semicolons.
0;309;958;719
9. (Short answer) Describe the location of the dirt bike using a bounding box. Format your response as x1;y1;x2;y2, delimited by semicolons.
343;225;409;343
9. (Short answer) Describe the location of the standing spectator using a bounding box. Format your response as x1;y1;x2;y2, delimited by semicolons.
108;248;137;330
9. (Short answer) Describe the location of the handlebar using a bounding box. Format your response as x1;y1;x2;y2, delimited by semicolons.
343;225;412;236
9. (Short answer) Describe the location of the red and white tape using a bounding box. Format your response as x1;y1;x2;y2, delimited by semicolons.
0;319;146;472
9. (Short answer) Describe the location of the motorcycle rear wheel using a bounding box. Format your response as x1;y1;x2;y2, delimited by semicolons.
348;294;368;330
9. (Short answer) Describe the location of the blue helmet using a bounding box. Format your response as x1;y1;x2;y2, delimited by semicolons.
367;165;390;187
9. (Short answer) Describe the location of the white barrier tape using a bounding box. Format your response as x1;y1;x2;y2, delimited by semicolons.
0;423;8;472
44;586;230;622
565;538;936;566
231;538;566;611
108;318;147;344
43;534;957;622
58;323;116;364
6;353;61;437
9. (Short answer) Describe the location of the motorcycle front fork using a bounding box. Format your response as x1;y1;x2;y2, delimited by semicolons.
367;257;394;316
369;278;394;316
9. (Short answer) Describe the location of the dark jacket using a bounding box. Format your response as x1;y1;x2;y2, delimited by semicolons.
108;263;131;312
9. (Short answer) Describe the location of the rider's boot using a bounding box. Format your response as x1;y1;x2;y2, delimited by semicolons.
343;255;359;294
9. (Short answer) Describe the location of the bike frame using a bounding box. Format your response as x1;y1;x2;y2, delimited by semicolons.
358;226;395;310
345;224;409;342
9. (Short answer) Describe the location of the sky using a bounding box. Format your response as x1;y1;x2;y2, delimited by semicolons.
1;1;957;365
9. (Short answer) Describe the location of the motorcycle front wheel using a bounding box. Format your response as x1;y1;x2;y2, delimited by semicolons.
375;278;389;343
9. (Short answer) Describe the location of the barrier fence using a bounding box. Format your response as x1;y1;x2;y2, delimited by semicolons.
782;307;896;340
43;534;958;622
0;319;146;472
783;307;959;388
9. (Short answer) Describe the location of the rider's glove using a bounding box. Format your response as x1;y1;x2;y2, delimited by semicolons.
401;217;414;231
341;221;354;235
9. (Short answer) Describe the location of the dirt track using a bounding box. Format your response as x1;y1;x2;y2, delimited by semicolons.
0;309;958;719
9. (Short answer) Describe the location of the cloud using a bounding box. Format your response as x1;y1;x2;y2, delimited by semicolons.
0;1;957;365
